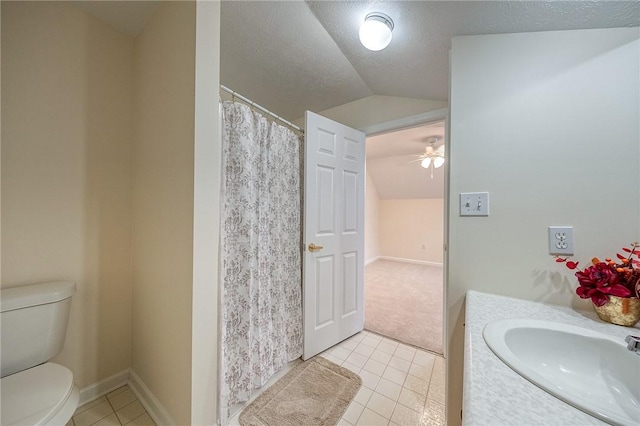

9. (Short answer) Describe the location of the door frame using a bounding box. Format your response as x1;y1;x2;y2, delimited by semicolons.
358;107;449;359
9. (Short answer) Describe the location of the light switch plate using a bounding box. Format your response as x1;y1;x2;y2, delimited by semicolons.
460;192;489;216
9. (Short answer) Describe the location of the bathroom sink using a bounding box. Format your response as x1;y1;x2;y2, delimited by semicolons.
483;319;640;426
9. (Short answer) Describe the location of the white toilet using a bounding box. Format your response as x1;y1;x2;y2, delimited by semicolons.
1;281;79;426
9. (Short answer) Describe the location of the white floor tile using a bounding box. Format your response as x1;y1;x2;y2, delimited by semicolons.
92;413;121;426
363;358;386;376
340;339;359;351
345;352;369;368
74;396;108;416
397;387;427;413
375;378;402;401
409;362;433;380
413;351;436;367
366;392;396;419
427;382;446;405
73;401;113;426
342;361;362;374
388;356;411;373
349;332;366;343
394;346;416;362
382;366;407;386
331;346;352;360
324;354;344;365
116;400;146;425
404;374;429;396
108;389;137;411
359;370;382;389
107;386;129;399
354;386;374;406
128;413;156;426
391;403;424;426
342;401;365;425
370;350;393;365
361;335;382;349
356;408;389;426
354;343;375;358
425;399;446;426
377;340;398;355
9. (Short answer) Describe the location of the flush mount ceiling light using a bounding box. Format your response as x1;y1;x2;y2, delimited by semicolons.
359;12;394;51
419;137;445;178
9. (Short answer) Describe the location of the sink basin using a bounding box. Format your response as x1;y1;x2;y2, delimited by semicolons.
483;319;640;426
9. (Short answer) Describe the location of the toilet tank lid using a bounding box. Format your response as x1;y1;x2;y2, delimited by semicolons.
1;281;76;313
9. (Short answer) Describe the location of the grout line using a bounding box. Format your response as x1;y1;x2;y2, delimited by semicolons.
126;411;148;426
99;393;121;426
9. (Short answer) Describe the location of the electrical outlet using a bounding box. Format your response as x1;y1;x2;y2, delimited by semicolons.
549;226;574;255
460;192;489;216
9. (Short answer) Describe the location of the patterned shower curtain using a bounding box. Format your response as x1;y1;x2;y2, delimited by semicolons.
220;101;303;420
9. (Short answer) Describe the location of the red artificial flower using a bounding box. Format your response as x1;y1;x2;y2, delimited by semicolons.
555;243;640;305
574;262;632;306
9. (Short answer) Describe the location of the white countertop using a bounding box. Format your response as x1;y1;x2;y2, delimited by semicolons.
463;290;640;426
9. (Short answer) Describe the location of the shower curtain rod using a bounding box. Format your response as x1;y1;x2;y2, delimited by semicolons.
220;85;303;133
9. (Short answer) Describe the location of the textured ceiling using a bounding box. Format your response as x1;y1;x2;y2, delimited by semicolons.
74;0;639;199
222;1;640;121
75;1;639;121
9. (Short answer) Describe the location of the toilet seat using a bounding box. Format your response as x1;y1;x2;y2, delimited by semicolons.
0;362;79;426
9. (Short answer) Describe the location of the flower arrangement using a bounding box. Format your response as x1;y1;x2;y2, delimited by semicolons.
555;242;640;306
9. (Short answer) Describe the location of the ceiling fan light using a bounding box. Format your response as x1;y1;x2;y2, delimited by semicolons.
359;13;394;51
421;157;432;169
433;156;445;168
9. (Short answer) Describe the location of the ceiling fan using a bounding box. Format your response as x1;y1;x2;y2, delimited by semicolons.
413;136;445;178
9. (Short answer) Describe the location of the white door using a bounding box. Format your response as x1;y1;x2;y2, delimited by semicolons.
303;111;366;360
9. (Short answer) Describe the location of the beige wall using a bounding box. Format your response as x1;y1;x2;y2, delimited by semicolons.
131;2;196;424
365;171;381;263
379;199;444;264
1;1;133;388
447;28;640;425
295;95;448;130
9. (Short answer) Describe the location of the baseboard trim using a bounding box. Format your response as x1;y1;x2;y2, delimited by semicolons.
78;369;129;406
379;256;443;267
365;256;380;266
129;369;176;426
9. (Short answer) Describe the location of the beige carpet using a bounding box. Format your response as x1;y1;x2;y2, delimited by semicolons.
365;259;443;354
239;357;362;426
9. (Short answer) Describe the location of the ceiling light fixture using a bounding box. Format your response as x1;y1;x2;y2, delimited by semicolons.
419;137;445;179
359;12;394;51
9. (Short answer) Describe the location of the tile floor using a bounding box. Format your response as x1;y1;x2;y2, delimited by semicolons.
230;330;446;426
65;385;155;426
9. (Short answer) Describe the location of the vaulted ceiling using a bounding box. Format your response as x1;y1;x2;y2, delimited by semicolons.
221;1;639;121
73;1;639;123
73;1;639;200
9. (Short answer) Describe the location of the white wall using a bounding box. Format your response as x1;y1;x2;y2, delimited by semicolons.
365;171;381;263
131;2;196;424
1;1;133;389
447;28;640;426
191;1;221;424
380;199;444;264
296;95;448;130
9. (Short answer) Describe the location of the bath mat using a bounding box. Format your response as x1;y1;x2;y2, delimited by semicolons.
239;357;361;426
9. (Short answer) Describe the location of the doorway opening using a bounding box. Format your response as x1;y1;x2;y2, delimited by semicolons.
364;119;446;355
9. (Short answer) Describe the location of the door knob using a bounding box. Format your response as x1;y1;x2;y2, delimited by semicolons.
308;243;324;252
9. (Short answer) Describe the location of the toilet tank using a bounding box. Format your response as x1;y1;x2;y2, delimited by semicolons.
1;281;76;378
